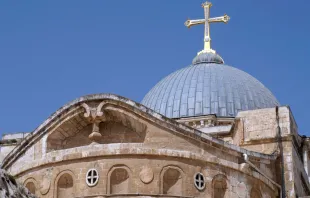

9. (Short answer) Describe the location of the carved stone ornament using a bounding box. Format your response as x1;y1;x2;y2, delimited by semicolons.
40;168;53;195
81;102;105;122
139;166;154;184
81;102;106;143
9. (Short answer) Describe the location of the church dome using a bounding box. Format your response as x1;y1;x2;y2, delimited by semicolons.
141;52;279;118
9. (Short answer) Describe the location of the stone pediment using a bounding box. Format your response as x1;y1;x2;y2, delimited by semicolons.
46;103;148;151
2;94;276;171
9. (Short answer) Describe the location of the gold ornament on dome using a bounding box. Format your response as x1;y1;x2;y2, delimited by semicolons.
185;1;230;54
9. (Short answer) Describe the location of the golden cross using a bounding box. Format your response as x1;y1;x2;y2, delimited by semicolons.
185;1;230;54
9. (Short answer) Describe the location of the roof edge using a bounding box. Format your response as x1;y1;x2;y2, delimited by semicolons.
2;93;277;169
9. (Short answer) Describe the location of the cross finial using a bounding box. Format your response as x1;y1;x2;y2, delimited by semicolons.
185;1;230;55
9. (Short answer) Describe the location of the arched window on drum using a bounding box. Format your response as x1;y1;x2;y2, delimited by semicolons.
212;174;228;198
57;173;74;198
25;182;36;195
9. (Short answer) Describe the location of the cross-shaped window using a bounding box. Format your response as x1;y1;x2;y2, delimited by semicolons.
194;172;205;190
86;169;99;187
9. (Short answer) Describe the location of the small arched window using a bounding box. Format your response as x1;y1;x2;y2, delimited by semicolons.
57;173;74;198
110;168;130;194
25;182;36;195
162;168;182;196
212;174;227;198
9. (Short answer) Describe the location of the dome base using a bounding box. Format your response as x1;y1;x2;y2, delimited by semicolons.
198;48;216;55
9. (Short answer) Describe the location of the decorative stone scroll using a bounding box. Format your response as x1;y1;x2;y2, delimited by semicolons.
81;102;105;122
139;166;154;184
81;102;106;143
40;168;53;195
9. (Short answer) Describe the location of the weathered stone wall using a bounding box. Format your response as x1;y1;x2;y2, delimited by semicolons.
8;119;277;198
1;97;282;198
17;156;276;198
0;145;17;162
0;133;30;162
282;141;310;197
234;107;299;154
238;108;278;142
234;106;310;197
234;108;278;154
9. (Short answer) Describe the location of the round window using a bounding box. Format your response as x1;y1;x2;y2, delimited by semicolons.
86;169;99;187
194;172;205;190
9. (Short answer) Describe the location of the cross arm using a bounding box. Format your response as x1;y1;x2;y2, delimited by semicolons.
208;14;230;23
184;19;206;28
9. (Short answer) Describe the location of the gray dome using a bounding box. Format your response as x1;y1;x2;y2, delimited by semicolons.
141;53;279;118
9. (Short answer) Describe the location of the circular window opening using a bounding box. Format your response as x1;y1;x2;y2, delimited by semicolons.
86;169;99;187
194;172;205;190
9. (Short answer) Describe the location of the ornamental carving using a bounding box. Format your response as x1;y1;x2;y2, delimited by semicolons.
81;102;106;143
81;101;105;122
139;166;154;184
40;168;53;195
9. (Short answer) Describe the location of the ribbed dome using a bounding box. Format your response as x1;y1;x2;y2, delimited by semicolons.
141;53;279;118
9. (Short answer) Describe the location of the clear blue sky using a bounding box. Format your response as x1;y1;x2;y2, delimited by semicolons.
0;1;309;136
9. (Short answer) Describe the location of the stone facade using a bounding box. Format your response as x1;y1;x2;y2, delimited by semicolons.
0;94;309;197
